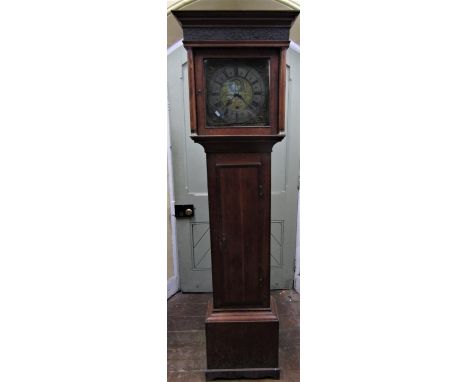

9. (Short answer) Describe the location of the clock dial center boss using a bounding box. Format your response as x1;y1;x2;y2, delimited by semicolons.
204;59;269;126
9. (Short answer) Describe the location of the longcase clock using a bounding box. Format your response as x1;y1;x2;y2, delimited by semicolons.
172;10;299;380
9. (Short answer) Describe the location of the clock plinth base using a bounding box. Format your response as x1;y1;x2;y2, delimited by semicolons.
205;296;280;380
206;368;280;380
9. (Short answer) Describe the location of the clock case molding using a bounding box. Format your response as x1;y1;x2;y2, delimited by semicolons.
173;10;299;380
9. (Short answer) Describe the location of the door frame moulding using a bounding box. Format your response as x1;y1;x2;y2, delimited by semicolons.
167;93;180;299
289;40;300;53
287;45;299;293
294;191;300;293
167;39;183;56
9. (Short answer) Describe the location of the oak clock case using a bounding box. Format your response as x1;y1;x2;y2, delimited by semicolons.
172;9;299;381
193;48;280;136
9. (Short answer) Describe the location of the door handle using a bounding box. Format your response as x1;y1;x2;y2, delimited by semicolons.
174;204;195;218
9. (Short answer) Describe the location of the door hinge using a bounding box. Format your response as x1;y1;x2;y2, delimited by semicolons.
258;184;264;197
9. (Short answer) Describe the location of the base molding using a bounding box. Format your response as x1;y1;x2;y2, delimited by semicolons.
205;296;280;378
205;367;280;380
294;273;300;293
167;275;179;299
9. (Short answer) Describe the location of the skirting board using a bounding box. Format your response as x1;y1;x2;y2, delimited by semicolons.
294;274;300;294
167;275;179;299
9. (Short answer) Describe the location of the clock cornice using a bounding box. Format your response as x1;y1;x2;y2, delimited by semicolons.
172;10;299;45
172;10;299;28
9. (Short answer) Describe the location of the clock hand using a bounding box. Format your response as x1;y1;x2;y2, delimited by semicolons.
234;93;248;105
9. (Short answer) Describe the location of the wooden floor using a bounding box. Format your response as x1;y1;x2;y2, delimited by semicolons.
168;289;300;381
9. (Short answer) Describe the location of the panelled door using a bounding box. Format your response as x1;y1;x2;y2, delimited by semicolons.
168;43;299;292
209;153;270;309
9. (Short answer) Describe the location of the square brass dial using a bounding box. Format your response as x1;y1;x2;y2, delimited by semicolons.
204;59;270;127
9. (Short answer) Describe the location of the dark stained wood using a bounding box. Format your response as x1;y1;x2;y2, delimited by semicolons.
172;10;299;29
193;47;280;136
183;40;290;48
205;298;279;375
183;27;290;42
192;134;284;153
201;143;280;377
173;10;298;52
205;296;279;323
186;47;197;133
171;10;298;379
193;136;284;310
278;47;287;133
206;368;280;380
212;156;268;308
216;162;263;307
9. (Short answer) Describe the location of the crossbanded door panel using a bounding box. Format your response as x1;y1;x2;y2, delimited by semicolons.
168;43;299;292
